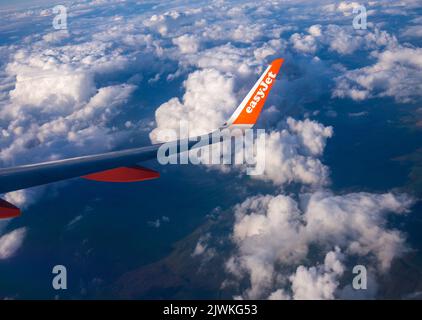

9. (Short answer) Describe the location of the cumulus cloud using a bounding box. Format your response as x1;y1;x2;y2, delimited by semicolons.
291;24;397;55
231;24;263;43
0;38;137;209
192;233;216;260
1;82;135;164
333;47;422;103
290;32;318;54
225;191;413;299
290;24;324;54
286;117;333;156
289;248;345;300
172;34;199;54
333;2;362;16
401;25;422;39
193;43;256;76
143;11;184;36
150;68;237;141
0;227;27;260
42;30;70;43
7;68;95;115
250;118;332;187
0;45;136;166
253;39;287;63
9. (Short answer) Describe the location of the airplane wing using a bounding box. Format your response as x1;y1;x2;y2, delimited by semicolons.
0;58;284;218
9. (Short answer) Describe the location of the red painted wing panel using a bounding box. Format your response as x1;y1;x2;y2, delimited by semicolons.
82;165;160;182
0;198;21;219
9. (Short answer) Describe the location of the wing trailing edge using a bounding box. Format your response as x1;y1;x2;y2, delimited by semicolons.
0;198;21;219
82;165;160;182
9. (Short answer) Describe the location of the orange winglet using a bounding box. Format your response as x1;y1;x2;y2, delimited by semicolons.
82;165;160;183
0;198;21;219
232;58;284;126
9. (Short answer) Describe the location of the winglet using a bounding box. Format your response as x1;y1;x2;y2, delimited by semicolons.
224;58;284;129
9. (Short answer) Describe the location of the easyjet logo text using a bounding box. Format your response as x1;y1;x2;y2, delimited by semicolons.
246;71;277;114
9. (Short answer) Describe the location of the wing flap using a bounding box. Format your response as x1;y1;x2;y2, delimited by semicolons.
0;144;160;194
82;165;159;182
0;198;21;219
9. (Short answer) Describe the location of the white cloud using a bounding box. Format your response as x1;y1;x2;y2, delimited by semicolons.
323;2;362;16
194;44;255;76
7;69;95;115
250;119;332;187
226;191;413;299
143;10;187;37
0;82;135;164
290;32;318;54
0;40;136;209
308;25;322;37
231;24;263;43
253;39;287;63
192;233;212;257
147;216;170;228
305;191;412;271
401;25;422;39
42;30;70;43
192;240;207;256
0;227;27;260
150;68;237;141
268;289;290;300
0;42;137;165
337;2;362;16
172;34;199;54
66;215;83;230
291;24;397;56
289;248;344;300
333;47;422;103
286;117;333;156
